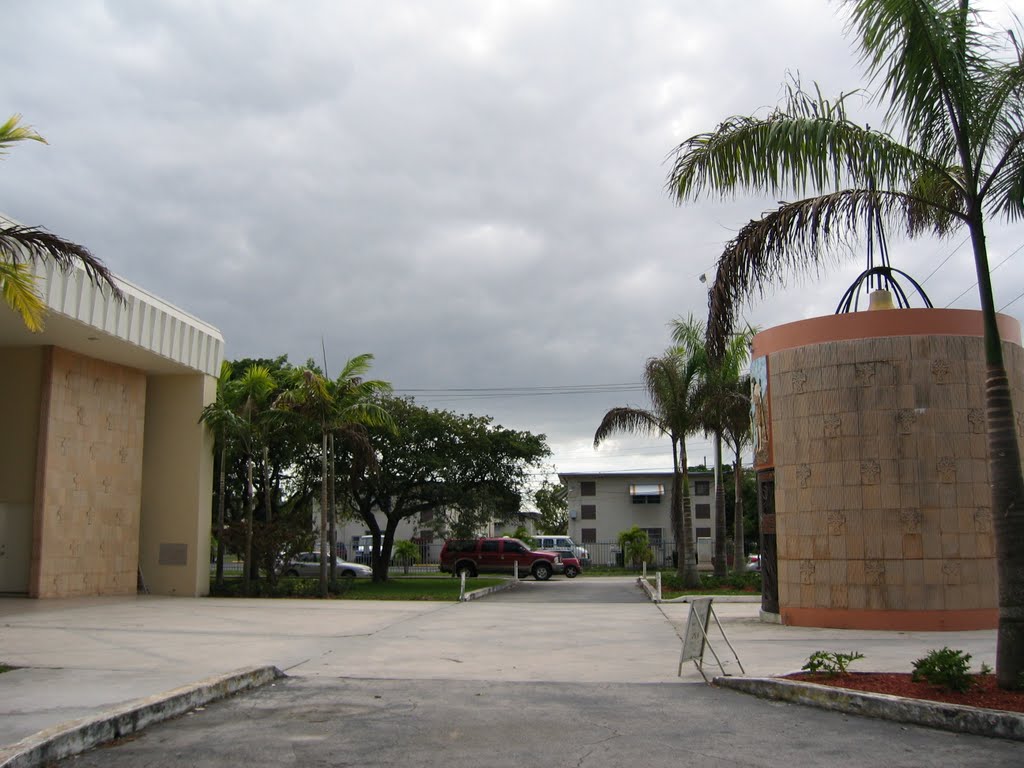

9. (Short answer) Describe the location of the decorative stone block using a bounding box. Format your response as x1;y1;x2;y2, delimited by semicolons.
860;460;880;485
937;457;957;483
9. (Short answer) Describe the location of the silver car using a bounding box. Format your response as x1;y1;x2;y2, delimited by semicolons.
282;552;372;579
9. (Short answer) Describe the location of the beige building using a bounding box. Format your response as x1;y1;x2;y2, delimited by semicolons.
0;257;223;598
559;470;716;565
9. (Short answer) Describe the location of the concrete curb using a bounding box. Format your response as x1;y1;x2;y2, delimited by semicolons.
635;576;761;604
0;665;284;768
460;578;516;601
714;675;1024;742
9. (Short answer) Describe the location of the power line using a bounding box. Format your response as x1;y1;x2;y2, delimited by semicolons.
920;235;969;285
942;243;1024;308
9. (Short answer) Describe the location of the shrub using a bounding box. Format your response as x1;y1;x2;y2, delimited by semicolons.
802;650;864;676
911;647;973;692
617;526;653;569
209;574;355;598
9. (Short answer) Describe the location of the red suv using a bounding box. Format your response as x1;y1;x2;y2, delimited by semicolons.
439;537;563;581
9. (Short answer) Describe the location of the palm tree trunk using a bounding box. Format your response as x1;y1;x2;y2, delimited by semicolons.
244;456;254;595
680;443;699;587
732;446;745;576
319;430;329;598
328;432;337;582
967;213;1024;689
713;431;727;578
262;445;275;585
215;443;226;587
670;439;685;579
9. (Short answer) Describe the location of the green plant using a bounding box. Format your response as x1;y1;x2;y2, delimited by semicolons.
801;650;864;676
980;662;993;676
392;539;421;575
616;526;653;569
911;647;974;692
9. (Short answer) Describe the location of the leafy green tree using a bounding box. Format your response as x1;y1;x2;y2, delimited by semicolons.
534;481;568;535
595;351;703;586
1;115;122;328
617;526;654;570
667;0;1024;689
349;396;550;581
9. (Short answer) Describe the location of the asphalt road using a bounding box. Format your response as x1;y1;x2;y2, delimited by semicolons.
58;676;1022;767
47;578;1021;767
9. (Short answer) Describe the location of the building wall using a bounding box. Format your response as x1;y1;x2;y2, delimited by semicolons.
30;347;146;597
0;347;44;592
139;373;216;596
561;472;716;562
763;321;1024;630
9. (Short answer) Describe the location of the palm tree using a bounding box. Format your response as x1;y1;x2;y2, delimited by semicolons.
278;355;392;596
1;115;122;325
721;374;754;575
594;350;703;586
198;361;240;587
233;364;277;594
673;317;754;578
666;0;1024;687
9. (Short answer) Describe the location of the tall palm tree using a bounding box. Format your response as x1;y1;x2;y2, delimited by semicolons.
594;350;703;586
234;364;277;594
198;361;240;587
722;374;754;576
673;317;754;578
1;115;122;325
667;0;1024;687
278;355;392;596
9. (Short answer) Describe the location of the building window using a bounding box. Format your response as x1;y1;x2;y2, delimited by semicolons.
417;531;434;544
695;527;712;539
580;481;596;496
629;483;663;504
581;504;596;520
642;528;663;546
581;528;597;543
695;503;711;519
693;481;710;496
419;509;434;523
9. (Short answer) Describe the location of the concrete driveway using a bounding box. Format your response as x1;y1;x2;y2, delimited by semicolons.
0;576;1017;766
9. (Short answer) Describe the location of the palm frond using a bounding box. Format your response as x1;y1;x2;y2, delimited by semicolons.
0;114;45;154
593;406;663;448
0;225;123;301
704;187;931;356
666;89;927;201
0;261;46;331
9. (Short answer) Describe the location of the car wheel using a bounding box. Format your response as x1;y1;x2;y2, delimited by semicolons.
285;569;299;578
564;565;579;578
341;569;355;578
532;562;553;581
456;562;476;578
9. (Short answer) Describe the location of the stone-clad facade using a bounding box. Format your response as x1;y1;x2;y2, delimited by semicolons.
753;308;1023;630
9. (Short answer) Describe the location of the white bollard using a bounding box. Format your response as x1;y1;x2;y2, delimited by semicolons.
642;561;647;579
460;571;467;601
656;571;662;601
514;560;519;580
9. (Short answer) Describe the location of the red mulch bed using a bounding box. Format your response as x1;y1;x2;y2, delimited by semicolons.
783;672;1024;714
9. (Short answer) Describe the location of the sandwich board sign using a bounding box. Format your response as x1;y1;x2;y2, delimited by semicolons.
677;597;744;682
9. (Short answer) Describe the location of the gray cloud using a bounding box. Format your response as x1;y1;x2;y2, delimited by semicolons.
2;0;1022;477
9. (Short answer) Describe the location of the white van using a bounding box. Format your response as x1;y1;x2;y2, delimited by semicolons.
532;535;589;565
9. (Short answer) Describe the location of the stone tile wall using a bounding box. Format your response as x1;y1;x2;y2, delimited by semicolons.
769;334;1024;623
31;347;146;597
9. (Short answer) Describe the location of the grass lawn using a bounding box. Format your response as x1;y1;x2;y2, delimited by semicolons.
208;575;506;600
345;576;506;600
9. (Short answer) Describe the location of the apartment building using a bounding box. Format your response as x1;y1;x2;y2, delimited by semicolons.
558;470;717;564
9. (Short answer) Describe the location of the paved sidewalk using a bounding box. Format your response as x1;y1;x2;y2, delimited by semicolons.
0;578;1006;761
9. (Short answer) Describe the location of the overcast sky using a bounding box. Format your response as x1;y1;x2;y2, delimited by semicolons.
3;1;1023;483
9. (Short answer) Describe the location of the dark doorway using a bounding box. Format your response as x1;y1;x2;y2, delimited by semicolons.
757;470;778;615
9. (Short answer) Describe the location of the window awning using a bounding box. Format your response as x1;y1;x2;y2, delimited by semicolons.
629;484;664;495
